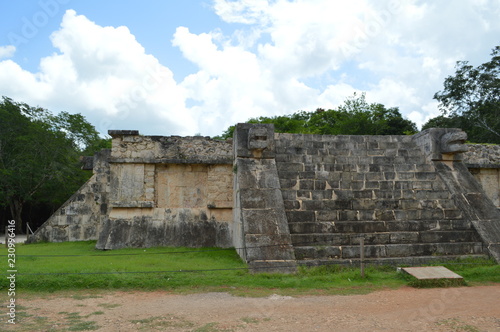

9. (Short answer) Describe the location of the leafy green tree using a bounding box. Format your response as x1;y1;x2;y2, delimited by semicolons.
422;115;461;130
369;103;417;135
213;111;311;140
434;45;500;143
313;93;416;135
215;93;416;138
248;111;311;134
0;97;109;232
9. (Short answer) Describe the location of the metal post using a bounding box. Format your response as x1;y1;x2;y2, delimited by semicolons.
360;237;365;278
4;226;7;248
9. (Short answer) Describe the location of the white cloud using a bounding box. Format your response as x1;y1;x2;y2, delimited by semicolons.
213;0;271;25
0;45;16;59
173;25;319;129
317;82;360;109
0;10;192;135
0;60;52;99
177;1;423;130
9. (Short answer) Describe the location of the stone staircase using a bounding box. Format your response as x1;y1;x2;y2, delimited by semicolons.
274;133;487;265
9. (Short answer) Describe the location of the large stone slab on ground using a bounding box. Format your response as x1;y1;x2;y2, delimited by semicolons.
402;266;463;280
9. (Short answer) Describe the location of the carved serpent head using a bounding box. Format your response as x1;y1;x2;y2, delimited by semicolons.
440;131;468;154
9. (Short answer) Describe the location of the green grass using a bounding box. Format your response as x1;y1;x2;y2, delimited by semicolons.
241;316;260;324
97;303;121;309
0;241;498;295
194;322;227;332
436;318;481;332
130;315;195;330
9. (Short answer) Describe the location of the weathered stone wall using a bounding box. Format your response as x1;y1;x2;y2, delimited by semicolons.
464;144;500;164
273;131;486;264
463;144;500;207
413;129;500;262
106;163;233;224
233;124;297;273
468;167;500;207
109;130;232;164
95;130;234;249
275;133;448;223
27;149;111;243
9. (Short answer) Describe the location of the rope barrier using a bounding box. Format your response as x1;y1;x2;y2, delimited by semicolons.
0;240;319;257
4;257;493;277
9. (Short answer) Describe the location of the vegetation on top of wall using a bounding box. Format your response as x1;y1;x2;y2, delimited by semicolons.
214;93;418;140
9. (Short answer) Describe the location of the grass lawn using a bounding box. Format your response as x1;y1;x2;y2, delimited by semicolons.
1;241;499;296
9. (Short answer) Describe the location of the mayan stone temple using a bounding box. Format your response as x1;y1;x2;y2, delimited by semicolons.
28;124;500;272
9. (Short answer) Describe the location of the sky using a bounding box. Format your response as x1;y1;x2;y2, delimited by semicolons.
0;0;499;137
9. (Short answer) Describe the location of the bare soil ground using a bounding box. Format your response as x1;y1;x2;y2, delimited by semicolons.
5;285;500;331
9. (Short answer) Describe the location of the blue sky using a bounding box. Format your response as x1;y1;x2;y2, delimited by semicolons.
1;1;224;82
1;0;499;137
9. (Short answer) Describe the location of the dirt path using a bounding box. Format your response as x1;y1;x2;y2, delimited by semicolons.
5;285;500;331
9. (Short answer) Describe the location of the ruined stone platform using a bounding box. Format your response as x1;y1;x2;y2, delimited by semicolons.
27;124;500;273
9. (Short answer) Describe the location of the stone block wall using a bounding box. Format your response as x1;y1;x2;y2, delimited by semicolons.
96;130;234;249
463;144;500;207
232;124;297;273
275;133;457;224
464;144;500;164
272;131;492;264
109;130;233;164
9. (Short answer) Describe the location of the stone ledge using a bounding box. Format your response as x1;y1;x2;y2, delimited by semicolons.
108;130;140;137
110;201;154;208
465;163;500;169
207;204;232;209
109;157;233;165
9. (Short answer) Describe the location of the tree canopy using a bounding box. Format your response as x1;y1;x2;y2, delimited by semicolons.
0;97;110;232
431;45;500;143
215;93;417;139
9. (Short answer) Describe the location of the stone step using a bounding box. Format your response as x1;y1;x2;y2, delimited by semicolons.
276;165;435;178
276;157;432;169
293;242;486;260
288;220;474;234
290;230;481;246
296;254;490;267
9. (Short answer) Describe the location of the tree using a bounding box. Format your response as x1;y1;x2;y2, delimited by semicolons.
213;111;311;140
422;115;461;130
310;93;416;135
0;97;109;233
215;93;417;138
369;103;417;135
248;111;311;134
434;45;500;143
